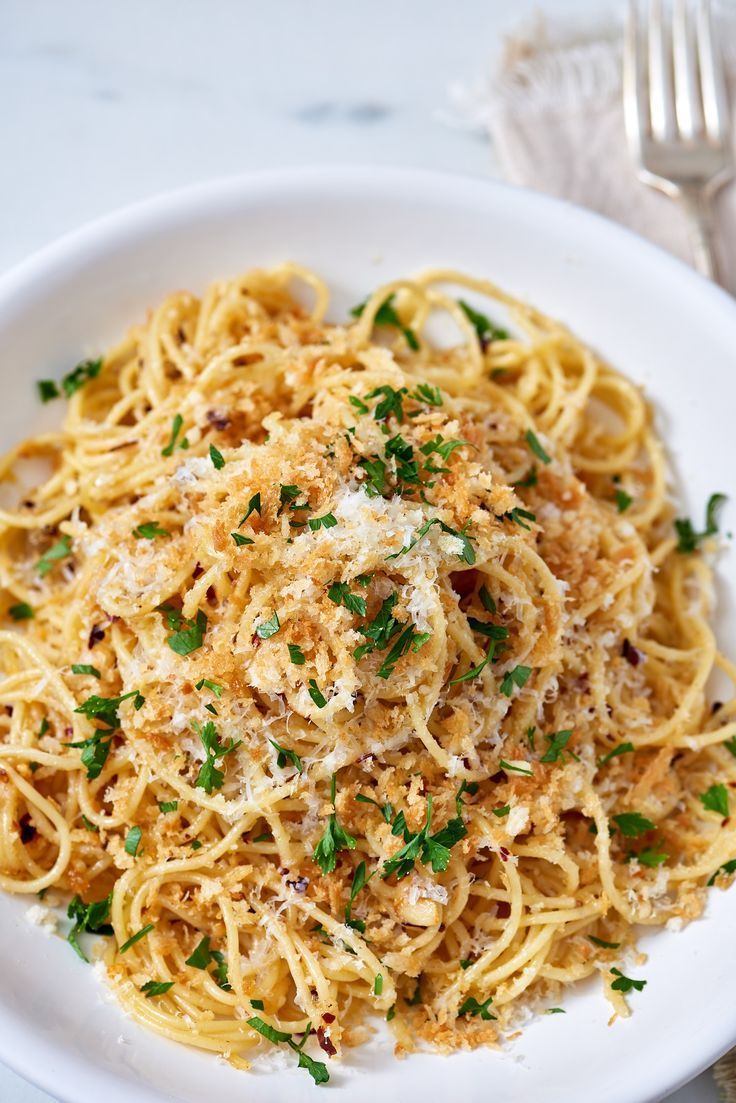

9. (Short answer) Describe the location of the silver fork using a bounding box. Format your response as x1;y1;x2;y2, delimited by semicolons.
624;0;733;283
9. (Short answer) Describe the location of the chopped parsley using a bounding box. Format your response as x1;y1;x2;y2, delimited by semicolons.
362;384;408;423
410;383;443;407
513;465;538;489
8;602;33;621
161;413;188;457
246;1018;329;1086
63;358;103;397
615;488;633;513
359;456;387;497
71;664;101;679
67;892;113;961
81;814;99;832
479;585;496;613
345;859;371;931
635;845;669;868
598;742;634;766
308;512;337;531
675;492;726;553
313;774;357;874
708;858;736;885
328;581;367;617
539;730;573;764
500;665;532;697
185;935;213;970
124;826;142;856
119;923;154;954
458;300;508;345
195;678;223;697
133;522;170;539
467;618;509;641
587;935;620;949
269;738;303;774
352;295;419;351
70;689;143;779
525;429;551;465
356;793;394;823
37;380;60;403
700;782;729;818
449;641;499;685
141;980;174;998
209;443;225;469
255;612;280;639
308;679;327;708
288;642;306;665
231;531;254;546
499;759;533;777
374;974;383;996
458;995;496;1020
420;434;470;465
158;800;178;814
502;507;537;531
166;609;207;655
37;534;72;577
192;719;241;794
388;516;475;565
610;967;646;994
239;493;262;525
547;1007;566;1014
381;794;466;880
349;395;369;415
492;805;510;818
612;812;655;838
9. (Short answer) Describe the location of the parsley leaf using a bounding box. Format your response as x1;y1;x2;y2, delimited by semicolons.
381;794;466;880
167;609;207;655
62;358;103;397
308;679;327;708
492;805;510;817
540;730;573;764
708;858;736;885
73;689;143;731
615;488;633;513
502;507;537;531
239;493;262;525
133;522;170;539
67;892;113;961
8;602;33;621
313;774;357;874
635;845;669;868
37;380;60;403
247;1018;329;1085
499;759;533;776
308;513;337;532
161;413;188;457
141;980;174;998
185;935;213;970
119;923;154;954
37;535;72;577
458;995;496;1020
353;296;419;351
231;531;254;546
269;738;303;774
192;719;241;794
610;967;646;994
500;665;531;697
458;300;508;345
328;581;367;617
349;395;369;415
71;664;101;679
288;642;306;665
700;782;729;818
588;935;620;949
525;430;551;465
362;383;409;423
449;641;498;685
209;443;225;469
598;742;635;767
124;826;142;856
159;800;178;814
675;492;727;553
355;793;394;823
388;516;475;565
612;812;655;838
195;678;223;697
255;612;280;639
410;383;443;407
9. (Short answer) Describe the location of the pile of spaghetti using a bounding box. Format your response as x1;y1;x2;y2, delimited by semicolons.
0;265;735;1084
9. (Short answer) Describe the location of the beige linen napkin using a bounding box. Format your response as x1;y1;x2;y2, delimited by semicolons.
449;5;736;294
449;7;736;1099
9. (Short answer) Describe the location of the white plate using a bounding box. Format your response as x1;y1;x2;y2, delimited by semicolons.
1;167;735;1103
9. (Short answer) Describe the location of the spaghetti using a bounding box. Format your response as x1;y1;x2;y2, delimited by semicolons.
0;265;735;1082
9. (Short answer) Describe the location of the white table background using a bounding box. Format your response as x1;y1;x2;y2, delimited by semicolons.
0;1;721;1100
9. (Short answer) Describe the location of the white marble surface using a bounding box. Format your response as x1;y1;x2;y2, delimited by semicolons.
0;1;722;1101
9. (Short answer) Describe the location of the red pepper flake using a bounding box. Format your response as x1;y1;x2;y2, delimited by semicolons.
19;814;36;844
450;569;479;603
88;624;106;649
498;847;510;862
206;409;231;430
622;638;644;667
322;1012;336;1024
316;1026;337;1057
496;900;511;918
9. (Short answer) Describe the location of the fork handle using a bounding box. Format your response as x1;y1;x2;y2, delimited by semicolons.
678;188;720;283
